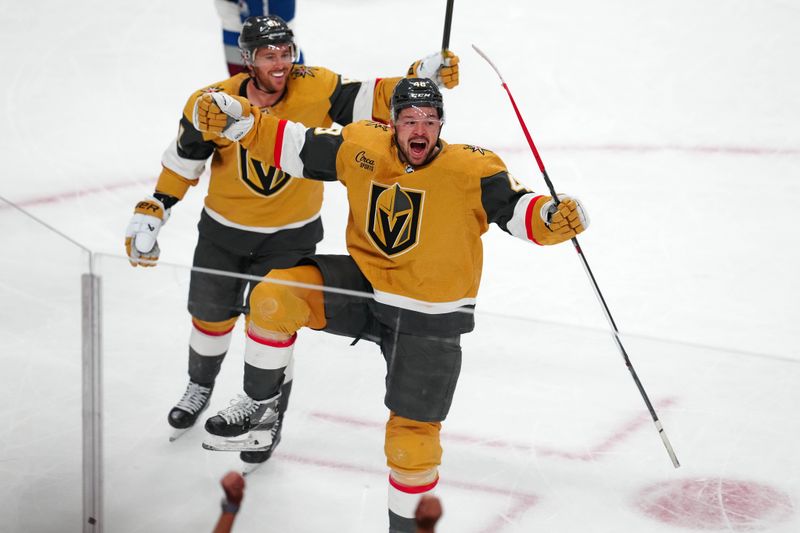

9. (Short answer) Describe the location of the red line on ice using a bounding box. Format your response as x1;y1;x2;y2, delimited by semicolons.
4;142;798;209
0;178;152;210
496;143;800;156
275;450;538;532
310;396;677;462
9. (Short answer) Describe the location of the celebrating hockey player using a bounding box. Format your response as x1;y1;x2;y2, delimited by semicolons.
124;14;460;472
190;78;588;531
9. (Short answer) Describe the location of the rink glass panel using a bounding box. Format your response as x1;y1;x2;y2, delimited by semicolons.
0;198;90;531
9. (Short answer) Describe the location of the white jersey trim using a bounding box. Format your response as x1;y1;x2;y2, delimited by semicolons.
372;288;476;315
351;79;377;122
162;139;207;180
203;205;321;234
507;192;538;242
278;119;308;178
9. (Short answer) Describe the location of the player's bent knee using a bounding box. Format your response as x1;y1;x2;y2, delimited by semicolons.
385;413;442;481
249;266;325;334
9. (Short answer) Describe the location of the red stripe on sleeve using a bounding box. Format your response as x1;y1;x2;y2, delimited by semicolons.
388;474;439;494
526;195;544;245
246;330;297;348
274;119;287;170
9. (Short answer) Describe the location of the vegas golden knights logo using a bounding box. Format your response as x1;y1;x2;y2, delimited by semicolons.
239;146;292;197
367;182;424;257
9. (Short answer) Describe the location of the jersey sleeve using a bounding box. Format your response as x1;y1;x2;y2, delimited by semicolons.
476;154;551;245
156;89;222;199
239;109;343;182
327;76;402;125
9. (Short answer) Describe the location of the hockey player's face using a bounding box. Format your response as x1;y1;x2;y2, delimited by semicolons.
252;45;294;94
393;106;443;166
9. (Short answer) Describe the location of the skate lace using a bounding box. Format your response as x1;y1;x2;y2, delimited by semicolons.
175;382;211;414
218;395;260;424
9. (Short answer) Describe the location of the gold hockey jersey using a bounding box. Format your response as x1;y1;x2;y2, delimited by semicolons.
239;114;545;315
155;68;401;232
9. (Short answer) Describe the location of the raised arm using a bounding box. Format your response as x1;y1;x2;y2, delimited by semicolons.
328;49;460;125
465;148;588;246
193;92;343;182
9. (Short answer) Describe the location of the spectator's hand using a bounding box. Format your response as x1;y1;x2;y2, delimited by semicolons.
529;194;589;245
193;92;254;141
408;50;460;89
124;196;169;266
415;495;443;532
221;471;245;505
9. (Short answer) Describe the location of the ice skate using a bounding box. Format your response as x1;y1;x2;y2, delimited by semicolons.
240;413;284;476
168;381;213;441
202;393;280;452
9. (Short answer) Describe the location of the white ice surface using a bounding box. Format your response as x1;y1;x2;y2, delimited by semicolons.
1;0;799;532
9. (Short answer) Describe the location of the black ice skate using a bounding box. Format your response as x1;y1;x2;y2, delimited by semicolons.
202;393;280;453
168;381;213;441
240;413;284;476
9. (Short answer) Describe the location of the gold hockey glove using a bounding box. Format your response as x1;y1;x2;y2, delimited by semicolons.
125;196;170;267
529;194;589;245
408;50;460;89
193;92;254;141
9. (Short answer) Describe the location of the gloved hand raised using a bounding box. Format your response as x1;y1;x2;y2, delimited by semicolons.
124;196;170;267
408;50;460;89
529;194;589;245
192;92;254;141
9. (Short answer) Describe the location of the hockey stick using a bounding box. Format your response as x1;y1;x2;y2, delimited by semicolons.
472;44;680;469
442;0;455;51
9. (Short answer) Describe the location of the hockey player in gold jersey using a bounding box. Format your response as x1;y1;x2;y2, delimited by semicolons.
124;14;460;470
190;77;587;530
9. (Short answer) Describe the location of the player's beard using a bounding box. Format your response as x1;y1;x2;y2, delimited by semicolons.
252;68;288;95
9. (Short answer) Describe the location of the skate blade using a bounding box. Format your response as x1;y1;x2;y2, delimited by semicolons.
202;431;273;452
169;427;191;442
242;461;265;476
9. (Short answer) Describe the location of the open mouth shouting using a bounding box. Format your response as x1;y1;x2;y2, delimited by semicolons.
408;137;429;160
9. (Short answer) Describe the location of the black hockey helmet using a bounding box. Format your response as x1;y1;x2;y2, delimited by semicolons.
390;78;445;122
238;15;297;65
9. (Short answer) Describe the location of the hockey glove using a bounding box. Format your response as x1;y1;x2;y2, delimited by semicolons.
408;50;460;89
124;195;170;267
529;194;589;245
193;92;254;141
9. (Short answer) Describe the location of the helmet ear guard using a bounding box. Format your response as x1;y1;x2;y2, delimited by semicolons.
238;15;297;66
390;78;445;123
